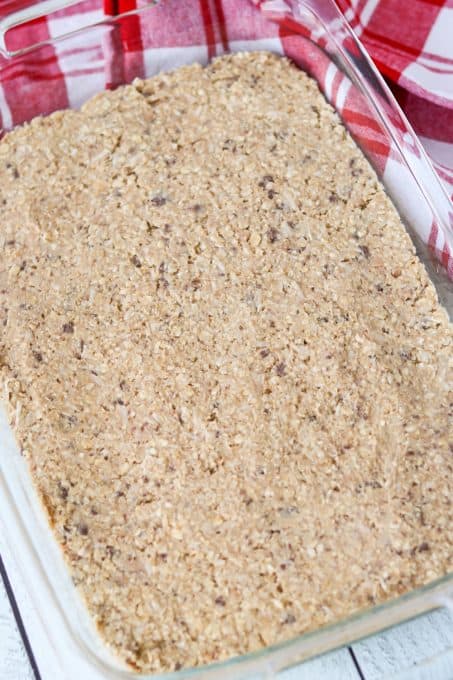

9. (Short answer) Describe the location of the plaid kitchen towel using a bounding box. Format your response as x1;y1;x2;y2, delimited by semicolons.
336;0;453;197
0;0;451;275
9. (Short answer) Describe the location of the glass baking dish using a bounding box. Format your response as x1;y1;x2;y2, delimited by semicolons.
0;0;452;678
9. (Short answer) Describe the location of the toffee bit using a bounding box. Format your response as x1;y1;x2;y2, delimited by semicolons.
283;613;296;624
131;254;142;268
78;523;89;536
260;348;270;358
33;350;43;363
62;321;74;334
7;164;20;179
222;139;236;151
267;228;279;243
151;195;167;206
258;174;274;187
349;158;363;177
215;596;226;606
418;542;430;552
276;362;286;376
157;278;169;290
57;482;69;500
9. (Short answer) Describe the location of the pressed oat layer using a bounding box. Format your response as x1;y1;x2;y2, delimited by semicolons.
0;52;452;673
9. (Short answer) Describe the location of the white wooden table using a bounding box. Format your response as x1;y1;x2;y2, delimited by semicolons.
1;540;453;680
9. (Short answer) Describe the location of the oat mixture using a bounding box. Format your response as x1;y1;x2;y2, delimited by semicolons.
0;52;452;673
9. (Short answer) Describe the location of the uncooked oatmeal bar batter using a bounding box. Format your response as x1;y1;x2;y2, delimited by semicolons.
0;52;452;672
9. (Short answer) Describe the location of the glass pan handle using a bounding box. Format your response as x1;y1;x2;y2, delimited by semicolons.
0;0;84;56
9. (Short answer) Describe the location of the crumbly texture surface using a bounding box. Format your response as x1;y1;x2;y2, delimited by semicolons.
0;52;452;673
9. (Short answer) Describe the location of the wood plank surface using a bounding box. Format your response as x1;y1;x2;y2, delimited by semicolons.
0;578;34;680
352;608;453;679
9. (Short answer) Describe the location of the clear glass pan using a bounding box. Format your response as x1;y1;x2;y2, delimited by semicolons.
0;0;452;677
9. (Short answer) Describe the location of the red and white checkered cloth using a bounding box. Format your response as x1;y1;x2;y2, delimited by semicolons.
337;0;453;196
0;0;452;276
